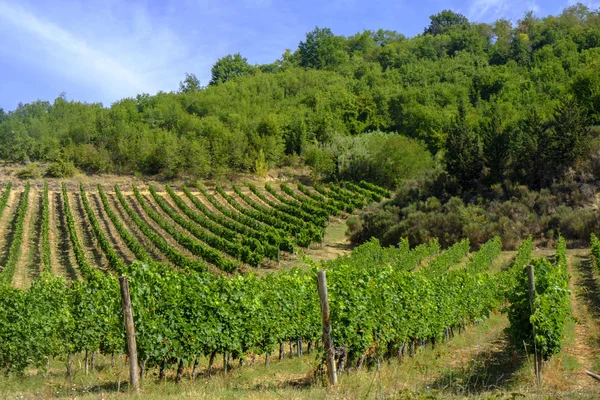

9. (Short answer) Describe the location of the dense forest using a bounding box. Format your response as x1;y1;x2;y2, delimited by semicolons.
1;4;600;248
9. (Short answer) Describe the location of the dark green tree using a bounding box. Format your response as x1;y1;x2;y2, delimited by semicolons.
444;100;483;191
482;107;511;185
209;53;254;85
296;27;348;70
424;10;469;35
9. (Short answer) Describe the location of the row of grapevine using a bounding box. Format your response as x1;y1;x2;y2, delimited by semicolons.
216;185;297;234
342;181;383;202
79;184;125;273
97;185;151;262
113;184;207;272
61;183;98;280
420;238;470;275
506;237;570;364
0;183;30;283
265;184;329;219
317;183;365;209
591;233;600;270
0;235;498;376
167;185;279;260
296;183;352;213
148;185;262;267
280;184;339;215
132;184;239;273
320;236;500;370
233;184;316;228
466;236;502;273
359;180;392;198
195;183;295;252
248;183;327;228
0;182;13;218
41;182;51;273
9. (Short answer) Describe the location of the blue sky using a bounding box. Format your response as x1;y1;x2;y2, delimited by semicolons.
0;0;597;111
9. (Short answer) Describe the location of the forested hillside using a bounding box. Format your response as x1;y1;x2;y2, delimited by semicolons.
1;4;600;247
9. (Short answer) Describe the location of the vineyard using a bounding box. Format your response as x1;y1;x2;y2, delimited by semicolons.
0;180;385;284
0;179;598;398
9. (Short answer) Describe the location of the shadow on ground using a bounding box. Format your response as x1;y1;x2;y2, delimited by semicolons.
429;332;525;396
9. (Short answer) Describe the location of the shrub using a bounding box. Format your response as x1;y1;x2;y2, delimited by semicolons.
46;160;79;178
16;163;41;179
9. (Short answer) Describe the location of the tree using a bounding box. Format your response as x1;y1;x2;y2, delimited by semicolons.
179;73;201;93
0;108;6;123
424;10;469;36
481;106;511;185
444;100;482;192
209;53;254;86
296;27;348;70
549;98;590;173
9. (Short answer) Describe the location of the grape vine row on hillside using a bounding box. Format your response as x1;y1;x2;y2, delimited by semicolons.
0;183;30;283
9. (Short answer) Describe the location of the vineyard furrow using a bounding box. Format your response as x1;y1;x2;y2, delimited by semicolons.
1;184;30;283
12;188;39;289
104;192;168;264
61;183;98;280
182;185;283;255
69;192;109;271
50;191;79;280
125;193;199;261
136;188;239;272
0;189;18;268
150;187;262;267
41;182;51;274
88;191;136;265
114;186;207;272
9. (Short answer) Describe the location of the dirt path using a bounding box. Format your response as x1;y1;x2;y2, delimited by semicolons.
562;250;600;393
69;192;108;272
105;193;169;264
88;192;136;264
53;191;80;281
12;189;39;289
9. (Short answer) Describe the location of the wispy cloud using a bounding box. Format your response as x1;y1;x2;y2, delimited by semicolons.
0;1;204;104
467;0;540;22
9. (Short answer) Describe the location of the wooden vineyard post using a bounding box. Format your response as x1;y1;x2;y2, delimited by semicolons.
119;276;140;393
527;264;542;387
317;270;337;386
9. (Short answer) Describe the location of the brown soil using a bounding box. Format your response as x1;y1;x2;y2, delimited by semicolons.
69;192;108;271
105;192;169;264
11;189;39;289
88;191;136;264
0;190;17;270
52;191;80;280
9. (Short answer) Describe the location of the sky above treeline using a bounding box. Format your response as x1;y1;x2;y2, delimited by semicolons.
0;0;597;111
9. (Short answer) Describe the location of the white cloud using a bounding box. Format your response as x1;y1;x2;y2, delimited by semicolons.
0;1;201;104
467;0;540;22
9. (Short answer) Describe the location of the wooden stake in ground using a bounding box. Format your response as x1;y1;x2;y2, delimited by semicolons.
527;264;542;387
119;276;140;393
317;270;337;386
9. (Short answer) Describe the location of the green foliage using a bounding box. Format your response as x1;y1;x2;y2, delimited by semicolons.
424;10;469;36
16;163;42;180
41;182;51;273
0;5;597;190
296;27;349;70
591;233;600;271
209;53;254;85
46;160;78;178
444;100;482;192
0;183;30;283
506;238;570;361
179;73;202;93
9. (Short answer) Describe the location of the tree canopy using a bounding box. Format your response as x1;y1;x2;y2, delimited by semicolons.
0;4;598;189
